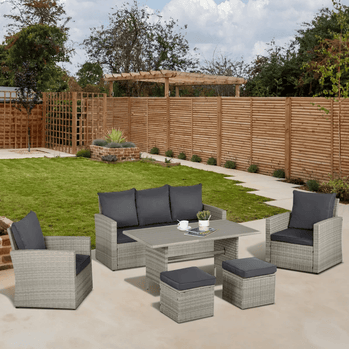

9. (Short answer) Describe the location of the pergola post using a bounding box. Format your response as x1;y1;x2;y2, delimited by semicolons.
165;77;169;97
175;86;179;97
109;81;113;97
235;84;241;97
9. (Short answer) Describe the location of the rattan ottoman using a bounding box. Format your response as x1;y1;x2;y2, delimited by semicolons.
222;257;277;310
159;266;216;323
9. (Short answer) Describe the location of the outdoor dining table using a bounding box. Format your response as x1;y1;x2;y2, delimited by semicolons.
123;219;260;288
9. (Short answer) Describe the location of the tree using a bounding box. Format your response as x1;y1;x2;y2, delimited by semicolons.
14;61;41;152
83;0;198;96
2;0;71;34
303;0;349;177
76;62;104;88
3;24;69;91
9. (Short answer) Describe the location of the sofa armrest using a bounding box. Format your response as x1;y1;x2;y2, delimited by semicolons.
265;212;290;238
10;249;76;278
95;213;117;237
44;236;91;256
313;216;343;245
203;203;226;220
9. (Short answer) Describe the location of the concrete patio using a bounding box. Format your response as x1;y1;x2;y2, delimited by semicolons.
0;151;348;349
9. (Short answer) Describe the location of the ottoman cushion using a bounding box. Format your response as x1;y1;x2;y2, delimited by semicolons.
222;257;277;278
160;266;216;290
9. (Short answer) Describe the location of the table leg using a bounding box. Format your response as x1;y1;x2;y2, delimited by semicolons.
145;246;168;289
214;237;239;273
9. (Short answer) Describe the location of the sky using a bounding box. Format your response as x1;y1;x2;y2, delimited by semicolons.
1;0;348;76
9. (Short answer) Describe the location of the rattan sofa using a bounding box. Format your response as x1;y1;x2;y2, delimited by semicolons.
95;184;227;271
7;211;93;309
265;190;342;274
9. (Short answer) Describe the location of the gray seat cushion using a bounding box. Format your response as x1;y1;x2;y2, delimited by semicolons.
222;257;277;278
76;254;91;275
160;266;216;290
136;185;172;226
170;184;203;221
11;211;46;250
289;191;336;230
271;228;313;246
98;188;138;228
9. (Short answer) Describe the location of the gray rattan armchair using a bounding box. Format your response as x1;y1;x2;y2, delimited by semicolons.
7;214;93;309
265;190;342;274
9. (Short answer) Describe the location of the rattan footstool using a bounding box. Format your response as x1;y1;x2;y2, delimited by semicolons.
222;257;277;309
159;266;216;323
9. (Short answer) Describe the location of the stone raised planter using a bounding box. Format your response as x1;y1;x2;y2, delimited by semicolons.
90;145;140;162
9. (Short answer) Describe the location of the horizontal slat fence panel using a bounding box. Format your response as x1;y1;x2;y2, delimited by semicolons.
148;98;167;152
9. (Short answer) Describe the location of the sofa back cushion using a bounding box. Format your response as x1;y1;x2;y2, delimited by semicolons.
98;188;138;228
289;190;336;230
136;185;172;226
170;184;203;221
11;211;46;250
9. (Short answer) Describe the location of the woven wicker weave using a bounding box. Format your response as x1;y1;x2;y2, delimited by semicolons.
222;270;276;309
160;281;215;323
8;228;93;309
95;203;226;271
265;198;343;273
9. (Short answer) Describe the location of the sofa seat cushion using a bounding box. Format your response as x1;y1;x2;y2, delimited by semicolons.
11;211;46;250
222;257;277;278
289;191;336;230
271;228;313;246
160;266;216;290
136;185;172;226
98;188;138;228
117;222;180;244
170;184;203;221
76;254;91;275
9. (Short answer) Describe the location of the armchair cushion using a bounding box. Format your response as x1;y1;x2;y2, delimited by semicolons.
170;184;203;221
11;211;46;250
98;188;138;228
76;254;91;275
289;191;336;230
271;228;313;246
136;185;172;226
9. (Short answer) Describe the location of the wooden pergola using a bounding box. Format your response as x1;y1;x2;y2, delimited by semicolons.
104;70;247;97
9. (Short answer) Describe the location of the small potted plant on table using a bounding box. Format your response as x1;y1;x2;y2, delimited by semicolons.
196;210;211;231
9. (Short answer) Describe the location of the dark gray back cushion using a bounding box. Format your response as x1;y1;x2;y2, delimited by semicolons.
11;211;46;250
98;188;138;228
169;184;203;221
289;191;336;230
136;185;172;226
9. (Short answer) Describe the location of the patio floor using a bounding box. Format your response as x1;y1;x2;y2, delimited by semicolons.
0;151;348;349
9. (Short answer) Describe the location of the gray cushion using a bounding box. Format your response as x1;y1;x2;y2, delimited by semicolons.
136;185;172;226
271;228;313;246
222;257;277;278
11;211;46;250
169;184;203;221
160;266;216;290
98;188;138;228
76;254;90;275
289;191;336;230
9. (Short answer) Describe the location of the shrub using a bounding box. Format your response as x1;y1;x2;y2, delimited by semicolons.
224;160;236;169
320;175;349;200
178;152;186;160
76;149;91;158
105;128;126;143
191;154;202;163
121;142;136;148
92;139;107;147
150;147;159;154
165;149;173;157
207;157;217;165
248;164;258;173
273;169;285;178
306;179;320;192
106;142;122;148
101;154;118;162
164;158;171;163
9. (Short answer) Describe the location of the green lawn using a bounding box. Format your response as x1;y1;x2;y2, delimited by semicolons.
0;157;288;248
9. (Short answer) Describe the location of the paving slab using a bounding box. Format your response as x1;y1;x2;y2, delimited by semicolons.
0;148;75;159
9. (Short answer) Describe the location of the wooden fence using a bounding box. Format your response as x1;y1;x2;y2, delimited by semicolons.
1;91;349;181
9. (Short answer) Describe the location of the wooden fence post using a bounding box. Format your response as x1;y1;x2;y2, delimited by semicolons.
285;97;291;179
167;96;170;150
217;96;222;166
128;97;131;142
250;97;253;165
103;93;107;136
72;92;77;154
191;98;193;158
331;99;334;177
42;92;46;148
147;98;149;152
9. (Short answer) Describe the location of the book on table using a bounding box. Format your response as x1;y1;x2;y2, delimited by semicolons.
184;227;216;237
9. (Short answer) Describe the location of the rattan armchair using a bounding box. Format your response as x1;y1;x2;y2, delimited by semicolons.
8;227;93;309
265;192;342;274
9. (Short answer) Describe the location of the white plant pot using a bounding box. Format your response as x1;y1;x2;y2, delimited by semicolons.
198;220;210;231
